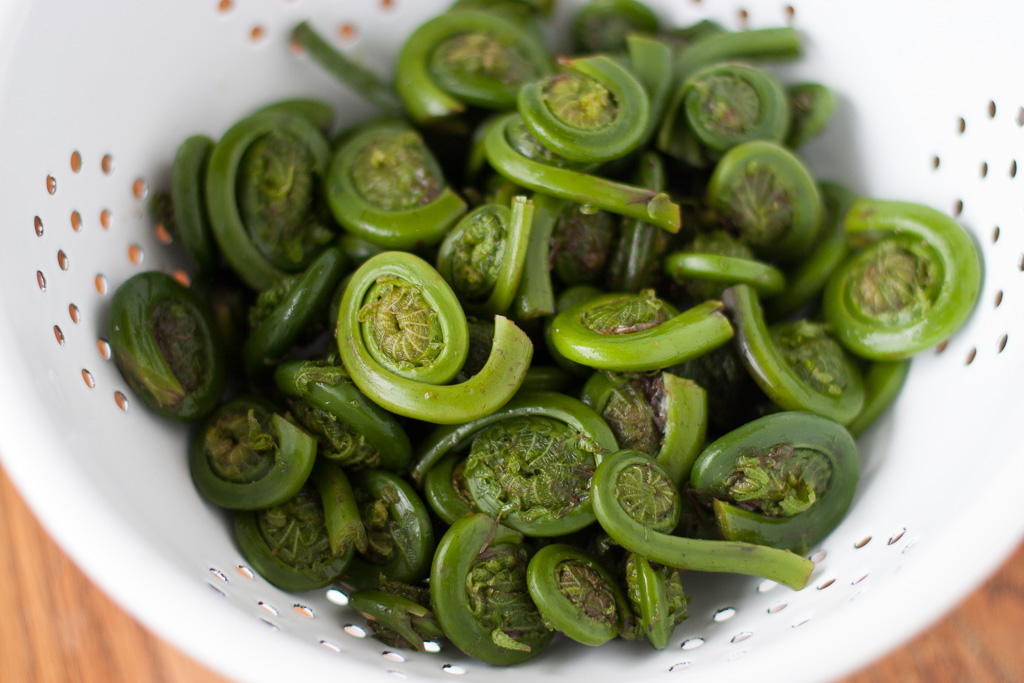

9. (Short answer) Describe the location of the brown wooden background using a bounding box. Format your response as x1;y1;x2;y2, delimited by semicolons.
2;465;1022;683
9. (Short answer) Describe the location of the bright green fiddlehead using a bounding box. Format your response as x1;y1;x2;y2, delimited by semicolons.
822;199;982;360
338;251;532;423
660;62;790;163
549;289;734;371
707;140;823;262
518;55;650;164
786;82;836;148
591;450;814;590
624;553;688;649
581;370;707;486
326;121;467;250
608;151;672;292
436;195;534;316
664;231;787;301
395;8;552;127
725;284;865;424
690;411;859;554
485;113;682;233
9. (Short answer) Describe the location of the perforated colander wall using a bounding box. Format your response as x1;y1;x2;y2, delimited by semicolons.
0;1;1022;682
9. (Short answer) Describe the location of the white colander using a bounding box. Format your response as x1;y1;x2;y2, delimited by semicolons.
0;0;1020;680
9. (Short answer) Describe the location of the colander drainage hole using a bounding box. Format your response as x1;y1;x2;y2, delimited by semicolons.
669;662;693;672
36;271;46;292
258;601;278;617
34;216;43;237
965;347;977;365
209;568;228;583
730;631;752;644
293;604;314;618
69;304;80;323
1010;160;1018;178
817;578;835;590
128;244;144;266
71;211;82;232
383;651;405;663
114;391;129;411
325;588;349;606
97;338;111;360
344;624;367;638
767;602;788;615
250;26;265;42
53;325;64;346
101;154;113;174
995;290;1004;307
95;274;108;295
320;640;341;653
887;528;906;545
953;199;963;216
389;672;408;680
853;573;870;585
1017;107;1024;127
236;565;255;580
809;550;826;564
757;579;777;593
931;155;940;170
260;619;279;631
680;637;704;650
992;226;1000;243
423;641;442;653
854;536;871;549
988;100;997;118
71;151;82;173
81;369;95;389
46;175;57;195
132;178;148;200
957;117;966;134
998;334;1008;353
100;209;111;230
713;607;736;622
442;664;466;675
208;584;226;597
338;24;357;41
57;250;69;271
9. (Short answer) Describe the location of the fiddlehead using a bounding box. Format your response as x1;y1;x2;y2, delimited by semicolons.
206;109;334;290
485;113;682;233
725;284;865;424
233;480;355;591
151;135;216;270
189;396;316;510
581;370;707;486
526;543;633;646
571;0;661;54
108;271;226;421
349;587;445;652
591;449;814;590
786;82;836;148
275;360;413;471
707;140;823;262
822;199;982;359
664;230;787;301
549;289;734;372
395;8;552;127
624;554;688;649
659;62;790;163
241;245;347;376
549;202;618;286
326;121;468;250
690;411;859;554
436;195;534;316
518;55;650;163
337;251;533;423
430;514;553;665
463;415;600;536
607;151;673;292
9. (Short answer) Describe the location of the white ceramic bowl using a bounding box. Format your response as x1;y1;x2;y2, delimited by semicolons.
0;0;1021;681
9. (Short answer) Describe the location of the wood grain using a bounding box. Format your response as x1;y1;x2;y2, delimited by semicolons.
1;463;1022;682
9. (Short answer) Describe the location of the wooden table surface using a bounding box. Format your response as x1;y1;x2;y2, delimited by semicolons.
2;465;1023;683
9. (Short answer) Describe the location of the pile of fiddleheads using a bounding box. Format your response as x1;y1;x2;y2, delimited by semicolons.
112;0;981;666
